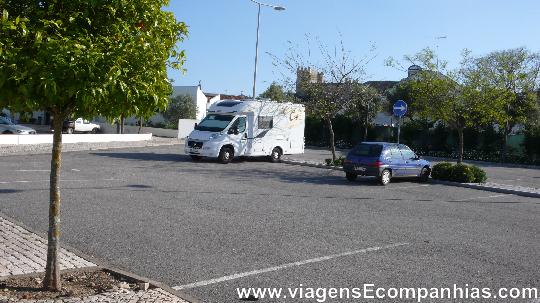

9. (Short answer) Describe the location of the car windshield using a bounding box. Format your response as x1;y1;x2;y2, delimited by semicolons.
0;116;14;125
351;144;383;157
195;114;235;132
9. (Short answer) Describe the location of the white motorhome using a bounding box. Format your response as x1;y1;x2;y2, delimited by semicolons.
184;99;305;163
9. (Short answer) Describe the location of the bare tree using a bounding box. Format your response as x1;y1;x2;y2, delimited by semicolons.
269;36;376;161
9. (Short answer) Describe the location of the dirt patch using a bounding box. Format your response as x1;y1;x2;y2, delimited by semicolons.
0;269;147;300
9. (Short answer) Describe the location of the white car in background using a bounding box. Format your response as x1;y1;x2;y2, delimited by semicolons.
68;118;100;134
0;116;37;134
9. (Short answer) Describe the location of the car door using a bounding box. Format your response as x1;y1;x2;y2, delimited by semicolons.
74;119;84;132
227;116;248;156
387;145;404;176
399;145;422;176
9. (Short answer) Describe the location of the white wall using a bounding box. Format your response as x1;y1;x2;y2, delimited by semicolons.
172;86;208;121
0;133;152;145
178;119;197;139
96;123;178;138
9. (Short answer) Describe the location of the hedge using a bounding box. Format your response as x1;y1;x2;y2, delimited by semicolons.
431;162;487;183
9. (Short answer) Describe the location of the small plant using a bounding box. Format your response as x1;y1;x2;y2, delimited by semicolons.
325;156;345;167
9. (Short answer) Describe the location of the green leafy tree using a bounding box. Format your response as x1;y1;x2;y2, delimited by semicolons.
471;48;540;160
0;0;187;290
259;82;286;101
402;48;493;163
163;94;197;122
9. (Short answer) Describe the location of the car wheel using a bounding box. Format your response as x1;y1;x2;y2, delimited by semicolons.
379;169;391;186
269;147;282;163
419;167;431;182
91;128;98;134
67;128;74;134
2;130;13;134
218;147;233;164
190;155;202;161
346;172;357;182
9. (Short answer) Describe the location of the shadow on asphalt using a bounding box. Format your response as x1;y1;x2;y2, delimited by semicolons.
3;185;537;204
0;189;24;194
91;152;189;162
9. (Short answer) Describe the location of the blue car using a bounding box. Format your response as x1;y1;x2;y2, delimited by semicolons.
343;142;431;185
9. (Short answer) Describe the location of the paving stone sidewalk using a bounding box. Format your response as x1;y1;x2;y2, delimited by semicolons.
0;217;96;277
0;216;189;303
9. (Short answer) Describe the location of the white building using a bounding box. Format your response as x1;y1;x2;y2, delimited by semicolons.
172;85;219;121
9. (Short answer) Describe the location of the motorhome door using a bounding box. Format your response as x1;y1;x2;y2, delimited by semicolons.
228;116;247;156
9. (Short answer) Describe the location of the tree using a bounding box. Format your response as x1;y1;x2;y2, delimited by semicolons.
472;48;540;161
269;38;375;161
163;94;197;123
258;82;286;101
0;0;187;291
398;48;492;163
346;83;386;141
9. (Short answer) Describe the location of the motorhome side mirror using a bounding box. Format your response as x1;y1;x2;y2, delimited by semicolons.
194;123;198;128
228;127;239;135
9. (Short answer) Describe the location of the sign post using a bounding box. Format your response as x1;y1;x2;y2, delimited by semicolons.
393;100;408;144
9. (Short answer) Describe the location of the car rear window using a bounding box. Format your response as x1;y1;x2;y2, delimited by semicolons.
351;144;383;157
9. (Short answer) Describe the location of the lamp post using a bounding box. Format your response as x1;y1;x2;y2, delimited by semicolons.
249;0;285;99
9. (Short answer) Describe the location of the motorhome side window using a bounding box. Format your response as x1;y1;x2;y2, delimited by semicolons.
258;116;273;129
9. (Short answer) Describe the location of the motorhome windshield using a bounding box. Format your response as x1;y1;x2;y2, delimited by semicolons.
195;114;235;132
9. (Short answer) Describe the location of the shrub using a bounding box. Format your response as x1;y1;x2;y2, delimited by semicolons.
325;156;345;167
431;162;453;181
431;162;488;183
451;163;476;183
469;165;487;183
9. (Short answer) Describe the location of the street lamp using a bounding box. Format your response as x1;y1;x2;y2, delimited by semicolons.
249;0;285;99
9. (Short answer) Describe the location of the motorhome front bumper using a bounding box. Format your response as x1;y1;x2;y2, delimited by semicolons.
184;140;220;157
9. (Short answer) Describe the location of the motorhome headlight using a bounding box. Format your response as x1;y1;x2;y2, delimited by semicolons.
209;133;222;140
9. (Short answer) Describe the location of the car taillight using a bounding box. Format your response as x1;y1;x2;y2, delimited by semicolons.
369;160;383;167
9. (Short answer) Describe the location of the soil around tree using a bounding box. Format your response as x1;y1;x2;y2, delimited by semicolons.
0;269;148;300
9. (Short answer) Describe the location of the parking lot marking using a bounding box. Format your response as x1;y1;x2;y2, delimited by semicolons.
0;178;116;185
172;242;409;290
453;194;508;202
388;184;430;190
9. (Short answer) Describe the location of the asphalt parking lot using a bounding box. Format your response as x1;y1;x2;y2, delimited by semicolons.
1;145;539;302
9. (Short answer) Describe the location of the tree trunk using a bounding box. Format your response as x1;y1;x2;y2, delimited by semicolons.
457;127;464;164
120;114;125;134
43;113;64;291
326;117;337;162
501;123;509;163
138;117;143;134
364;103;369;141
363;121;368;142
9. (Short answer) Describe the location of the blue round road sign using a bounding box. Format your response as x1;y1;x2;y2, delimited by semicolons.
393;100;408;117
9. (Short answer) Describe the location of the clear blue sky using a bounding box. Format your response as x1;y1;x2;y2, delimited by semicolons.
167;0;540;96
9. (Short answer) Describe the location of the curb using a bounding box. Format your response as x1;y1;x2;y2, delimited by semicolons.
422;156;540;170
281;159;343;171
281;159;540;198
430;180;540;199
0;140;184;157
0;212;201;303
